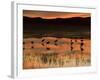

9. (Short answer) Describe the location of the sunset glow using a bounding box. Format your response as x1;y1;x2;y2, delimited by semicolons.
23;10;90;19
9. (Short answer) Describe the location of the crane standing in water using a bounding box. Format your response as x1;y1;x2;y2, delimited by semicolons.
80;38;84;61
68;39;74;59
54;39;58;46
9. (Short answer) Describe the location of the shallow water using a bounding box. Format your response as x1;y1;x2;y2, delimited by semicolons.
23;37;91;69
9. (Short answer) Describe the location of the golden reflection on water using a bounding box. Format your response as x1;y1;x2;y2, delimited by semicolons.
23;37;91;69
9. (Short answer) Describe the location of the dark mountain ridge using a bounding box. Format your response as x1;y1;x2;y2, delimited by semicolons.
23;16;91;31
23;16;91;38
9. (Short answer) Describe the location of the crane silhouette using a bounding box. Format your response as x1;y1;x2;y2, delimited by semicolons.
54;39;58;46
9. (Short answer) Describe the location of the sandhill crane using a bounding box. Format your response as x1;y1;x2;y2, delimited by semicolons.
71;41;74;45
71;46;73;51
81;39;83;42
46;47;50;50
54;39;58;46
41;43;44;46
46;41;50;44
54;40;58;43
80;39;84;51
31;46;34;49
80;39;84;60
74;37;77;42
81;43;84;46
70;39;74;51
81;48;84;51
41;39;45;42
31;41;34;44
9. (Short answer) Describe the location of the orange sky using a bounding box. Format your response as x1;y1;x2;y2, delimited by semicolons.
23;10;90;19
